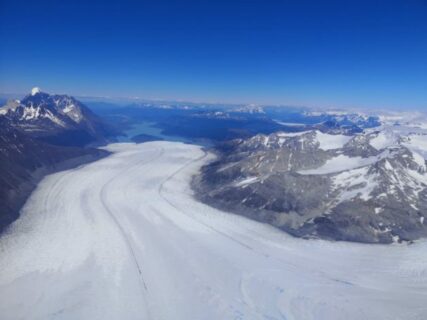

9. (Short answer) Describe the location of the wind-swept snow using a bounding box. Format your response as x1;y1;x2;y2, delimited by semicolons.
1;141;427;320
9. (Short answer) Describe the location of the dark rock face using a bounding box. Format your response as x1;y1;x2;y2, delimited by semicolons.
194;130;427;244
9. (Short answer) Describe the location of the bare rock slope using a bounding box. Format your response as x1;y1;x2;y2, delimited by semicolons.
194;129;427;243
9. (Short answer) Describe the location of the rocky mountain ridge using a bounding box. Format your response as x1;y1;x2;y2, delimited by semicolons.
0;88;116;146
194;129;427;243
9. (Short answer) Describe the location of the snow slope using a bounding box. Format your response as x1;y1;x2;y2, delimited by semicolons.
1;141;427;320
315;130;352;150
298;154;378;175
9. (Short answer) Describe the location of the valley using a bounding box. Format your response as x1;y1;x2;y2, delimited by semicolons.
1;141;426;319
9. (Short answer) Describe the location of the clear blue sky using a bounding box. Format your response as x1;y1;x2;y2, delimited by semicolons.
0;0;426;109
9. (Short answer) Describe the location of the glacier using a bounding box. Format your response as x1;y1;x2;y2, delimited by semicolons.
0;141;426;320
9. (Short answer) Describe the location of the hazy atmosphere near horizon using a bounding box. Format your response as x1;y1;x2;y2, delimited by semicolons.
1;1;427;320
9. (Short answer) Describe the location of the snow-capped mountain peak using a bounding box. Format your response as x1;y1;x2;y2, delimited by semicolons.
0;89;115;146
31;87;41;96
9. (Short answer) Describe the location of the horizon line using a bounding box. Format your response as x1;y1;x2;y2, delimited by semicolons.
0;89;425;113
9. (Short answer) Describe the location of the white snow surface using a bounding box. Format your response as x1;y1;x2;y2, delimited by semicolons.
1;141;427;320
369;131;398;150
404;134;427;160
234;176;259;187
299;152;387;175
314;131;352;150
31;87;41;95
332;167;379;201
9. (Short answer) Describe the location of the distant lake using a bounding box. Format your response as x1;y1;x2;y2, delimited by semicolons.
117;121;192;144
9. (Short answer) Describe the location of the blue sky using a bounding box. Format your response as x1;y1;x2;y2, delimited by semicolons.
0;0;426;109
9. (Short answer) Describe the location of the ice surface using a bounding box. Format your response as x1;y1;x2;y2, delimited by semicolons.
1;141;426;320
332;167;378;201
276;131;310;137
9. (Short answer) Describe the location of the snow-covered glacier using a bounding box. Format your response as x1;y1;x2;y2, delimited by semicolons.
0;141;426;320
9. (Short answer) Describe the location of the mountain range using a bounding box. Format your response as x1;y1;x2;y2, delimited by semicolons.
2;89;427;244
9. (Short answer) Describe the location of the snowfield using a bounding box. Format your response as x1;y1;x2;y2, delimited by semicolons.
1;141;427;320
298;154;380;175
314;131;352;150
